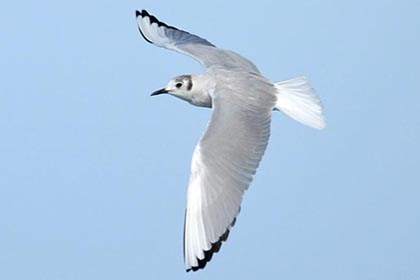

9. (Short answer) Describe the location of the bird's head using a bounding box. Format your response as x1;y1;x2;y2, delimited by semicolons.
151;75;193;101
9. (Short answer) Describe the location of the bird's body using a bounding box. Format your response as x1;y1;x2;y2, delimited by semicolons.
136;9;326;272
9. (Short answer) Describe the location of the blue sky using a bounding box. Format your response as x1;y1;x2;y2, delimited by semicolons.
1;0;419;279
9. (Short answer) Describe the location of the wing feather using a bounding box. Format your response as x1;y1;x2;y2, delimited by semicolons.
135;10;260;73
184;77;276;271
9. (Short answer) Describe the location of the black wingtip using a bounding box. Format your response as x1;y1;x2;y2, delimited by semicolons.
135;8;179;31
187;217;237;272
135;8;215;48
135;9;154;44
135;9;151;19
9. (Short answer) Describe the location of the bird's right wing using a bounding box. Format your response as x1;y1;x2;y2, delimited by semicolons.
184;77;276;271
135;10;260;73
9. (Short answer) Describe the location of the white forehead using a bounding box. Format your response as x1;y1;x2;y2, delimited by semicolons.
167;75;192;88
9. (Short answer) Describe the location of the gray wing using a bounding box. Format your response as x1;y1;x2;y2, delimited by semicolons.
135;10;260;74
184;75;277;271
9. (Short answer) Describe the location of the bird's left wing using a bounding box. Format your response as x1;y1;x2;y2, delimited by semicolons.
184;75;276;271
135;10;260;73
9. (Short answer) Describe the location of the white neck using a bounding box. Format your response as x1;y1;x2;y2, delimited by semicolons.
174;74;215;108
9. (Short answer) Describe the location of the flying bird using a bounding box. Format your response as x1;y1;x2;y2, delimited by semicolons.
135;9;326;272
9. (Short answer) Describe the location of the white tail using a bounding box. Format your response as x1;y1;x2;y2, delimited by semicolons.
274;76;326;129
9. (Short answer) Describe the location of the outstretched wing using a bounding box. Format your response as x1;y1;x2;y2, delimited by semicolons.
135;10;260;73
184;75;277;271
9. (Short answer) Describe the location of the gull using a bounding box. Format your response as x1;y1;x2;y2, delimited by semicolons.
135;9;326;272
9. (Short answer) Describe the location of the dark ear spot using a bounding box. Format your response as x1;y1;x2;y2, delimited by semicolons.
186;79;193;91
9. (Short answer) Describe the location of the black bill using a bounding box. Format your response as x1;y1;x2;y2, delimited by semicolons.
150;88;168;96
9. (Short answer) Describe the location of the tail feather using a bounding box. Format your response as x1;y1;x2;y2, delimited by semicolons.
274;76;326;129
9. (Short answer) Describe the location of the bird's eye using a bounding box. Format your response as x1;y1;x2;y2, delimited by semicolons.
175;82;182;88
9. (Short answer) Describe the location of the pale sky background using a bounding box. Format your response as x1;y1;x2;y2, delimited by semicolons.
1;1;419;279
